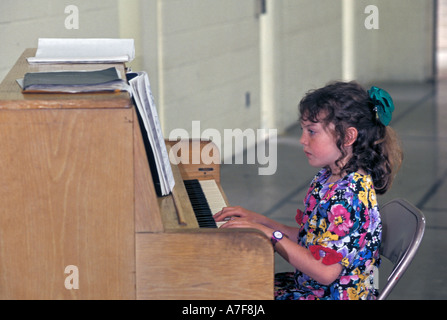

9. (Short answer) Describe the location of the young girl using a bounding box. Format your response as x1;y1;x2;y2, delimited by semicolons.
214;81;403;300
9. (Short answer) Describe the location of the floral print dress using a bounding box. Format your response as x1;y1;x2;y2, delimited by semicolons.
275;169;382;300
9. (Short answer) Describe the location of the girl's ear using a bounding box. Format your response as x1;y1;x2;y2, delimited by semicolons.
344;127;358;146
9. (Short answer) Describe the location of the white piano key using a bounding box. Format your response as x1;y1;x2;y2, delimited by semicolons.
199;179;228;227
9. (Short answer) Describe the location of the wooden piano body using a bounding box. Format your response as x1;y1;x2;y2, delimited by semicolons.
0;49;274;299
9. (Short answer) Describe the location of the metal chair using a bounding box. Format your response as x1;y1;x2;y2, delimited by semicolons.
377;198;426;300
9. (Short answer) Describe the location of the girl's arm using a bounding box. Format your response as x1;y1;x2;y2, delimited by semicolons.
214;206;299;240
273;234;343;285
215;206;342;286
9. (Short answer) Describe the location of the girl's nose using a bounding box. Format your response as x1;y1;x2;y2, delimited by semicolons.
300;133;307;146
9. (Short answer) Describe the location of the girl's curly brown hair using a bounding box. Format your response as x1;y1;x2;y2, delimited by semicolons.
299;81;403;195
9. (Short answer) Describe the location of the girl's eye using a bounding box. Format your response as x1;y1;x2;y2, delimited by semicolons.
308;129;315;135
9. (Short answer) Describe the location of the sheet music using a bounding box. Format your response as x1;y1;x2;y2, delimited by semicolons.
27;38;135;64
129;71;175;196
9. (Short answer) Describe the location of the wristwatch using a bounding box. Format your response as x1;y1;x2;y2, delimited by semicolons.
271;230;284;247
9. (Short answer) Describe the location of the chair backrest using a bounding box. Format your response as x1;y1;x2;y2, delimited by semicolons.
378;198;426;300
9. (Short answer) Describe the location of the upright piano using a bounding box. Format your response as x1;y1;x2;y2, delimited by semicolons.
0;49;274;299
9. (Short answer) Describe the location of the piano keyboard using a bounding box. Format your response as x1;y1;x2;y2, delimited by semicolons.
184;179;227;228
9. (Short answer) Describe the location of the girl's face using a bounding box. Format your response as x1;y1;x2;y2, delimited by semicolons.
300;119;343;173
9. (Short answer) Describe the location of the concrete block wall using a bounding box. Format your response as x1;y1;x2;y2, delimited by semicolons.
440;0;447;49
158;0;261;137
0;0;121;82
355;0;435;83
267;0;344;132
1;0;436;143
267;0;435;132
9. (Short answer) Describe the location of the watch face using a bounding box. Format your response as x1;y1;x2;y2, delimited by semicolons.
273;231;283;240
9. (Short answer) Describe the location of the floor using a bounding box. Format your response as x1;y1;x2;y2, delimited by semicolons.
220;78;447;300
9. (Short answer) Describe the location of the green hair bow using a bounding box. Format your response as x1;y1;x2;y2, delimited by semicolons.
368;86;395;126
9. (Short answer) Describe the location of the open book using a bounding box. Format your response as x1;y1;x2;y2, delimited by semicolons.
128;71;175;196
27;38;135;64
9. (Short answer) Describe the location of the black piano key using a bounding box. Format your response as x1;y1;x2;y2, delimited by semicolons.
184;179;217;228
